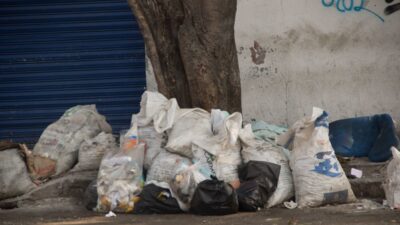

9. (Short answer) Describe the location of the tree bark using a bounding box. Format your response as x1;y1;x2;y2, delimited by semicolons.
128;0;241;113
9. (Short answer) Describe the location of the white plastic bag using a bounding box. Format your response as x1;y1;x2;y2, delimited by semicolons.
286;107;355;208
33;105;112;178
0;149;36;200
383;147;400;209
146;150;192;184
138;124;166;170
73;132;118;171
136;90;181;133
239;124;294;208
165;108;211;158
96;119;144;213
136;91;168;127
193;112;243;187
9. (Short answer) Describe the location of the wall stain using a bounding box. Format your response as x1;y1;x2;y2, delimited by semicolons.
250;41;266;65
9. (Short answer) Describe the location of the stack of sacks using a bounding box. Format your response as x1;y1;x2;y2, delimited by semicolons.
96;91;245;214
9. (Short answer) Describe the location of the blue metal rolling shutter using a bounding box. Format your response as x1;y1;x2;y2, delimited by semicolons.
0;0;146;145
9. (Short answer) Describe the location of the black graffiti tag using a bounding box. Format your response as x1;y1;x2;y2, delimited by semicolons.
385;0;400;15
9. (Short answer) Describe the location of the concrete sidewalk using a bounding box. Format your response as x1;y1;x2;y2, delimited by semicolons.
1;200;399;225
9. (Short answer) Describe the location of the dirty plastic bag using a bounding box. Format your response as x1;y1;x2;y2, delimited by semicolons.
237;180;263;212
193;112;243;187
237;161;280;211
138;124;166;170
190;178;239;215
96;119;144;213
0;149;36;200
166;144;216;211
134;183;182;214
383;147;400;209
239;124;294;208
146;150;192;184
32;105;112;178
285;107;356;208
169;160;211;211
73;132;118;171
165;108;211;158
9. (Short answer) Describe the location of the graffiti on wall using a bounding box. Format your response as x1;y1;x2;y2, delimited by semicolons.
322;0;400;22
385;0;400;15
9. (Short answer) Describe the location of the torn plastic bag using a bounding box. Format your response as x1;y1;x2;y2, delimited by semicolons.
165;108;211;158
383;147;400;209
96;119;144;213
284;107;356;208
237;161;280;211
73;132;118;171
138;124;166;170
329;114;399;162
134;183;182;214
32;105;112;178
190;178;239;215
146;150;192;184
0;149;36;200
239;124;294;208
84;180;98;211
193;112;243;187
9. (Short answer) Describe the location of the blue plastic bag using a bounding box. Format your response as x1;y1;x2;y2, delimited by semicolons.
329;114;399;162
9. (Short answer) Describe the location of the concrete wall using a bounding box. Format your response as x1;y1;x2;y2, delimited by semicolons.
147;0;400;126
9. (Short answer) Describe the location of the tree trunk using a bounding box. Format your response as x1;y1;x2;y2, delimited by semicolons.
128;0;241;113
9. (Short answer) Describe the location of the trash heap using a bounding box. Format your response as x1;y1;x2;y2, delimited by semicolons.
1;91;400;214
88;92;360;215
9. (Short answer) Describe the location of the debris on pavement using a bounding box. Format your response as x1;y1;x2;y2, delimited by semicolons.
350;168;363;178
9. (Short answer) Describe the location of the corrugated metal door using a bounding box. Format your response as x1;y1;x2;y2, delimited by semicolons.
0;0;146;145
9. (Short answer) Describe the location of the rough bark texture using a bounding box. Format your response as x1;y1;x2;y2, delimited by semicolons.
128;0;241;112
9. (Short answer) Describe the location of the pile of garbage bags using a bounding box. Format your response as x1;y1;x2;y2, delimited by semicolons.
1;91;400;214
89;92;367;215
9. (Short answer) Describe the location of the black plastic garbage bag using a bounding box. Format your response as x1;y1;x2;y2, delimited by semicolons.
236;180;263;211
237;161;280;211
84;180;98;211
133;184;182;214
190;178;238;215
